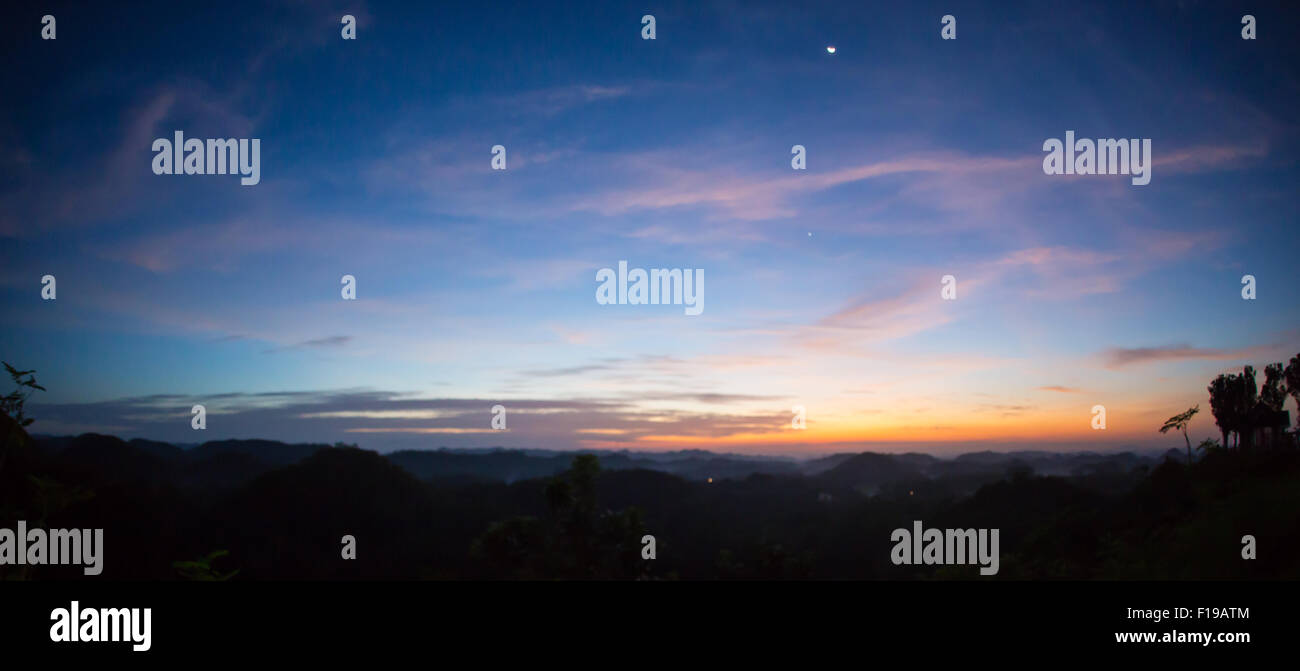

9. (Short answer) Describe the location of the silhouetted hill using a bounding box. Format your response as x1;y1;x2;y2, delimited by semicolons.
28;434;327;492
127;437;186;460
188;439;326;467
387;447;800;483
11;423;1296;580
27;433;1165;490
818;452;927;492
215;447;454;579
56;433;178;485
387;449;573;483
800;452;860;474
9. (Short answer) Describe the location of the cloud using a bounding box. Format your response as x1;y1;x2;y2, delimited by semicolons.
1038;386;1080;393
3;84;259;237
263;335;353;354
496;84;633;117
1101;343;1276;369
25;388;784;452
793;242;1161;353
1154;142;1269;174
565;138;1267;225
516;356;786;394
296;336;352;348
976;403;1037;417
803;278;957;349
525;362;623;378
569;151;1039;221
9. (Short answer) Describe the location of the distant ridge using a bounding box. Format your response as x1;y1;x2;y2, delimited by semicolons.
30;433;1167;491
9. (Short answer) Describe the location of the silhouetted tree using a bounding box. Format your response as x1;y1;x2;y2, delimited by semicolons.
1209;368;1260;449
1237;366;1259;449
1261;363;1287;411
1285;354;1300;411
1207;374;1234;448
1159;405;1199;464
1;362;45;428
1;362;45;477
472;454;648;579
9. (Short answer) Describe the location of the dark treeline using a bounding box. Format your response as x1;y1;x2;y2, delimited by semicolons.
2;361;1298;580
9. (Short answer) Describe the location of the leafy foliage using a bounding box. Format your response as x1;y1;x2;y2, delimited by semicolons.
1;362;45;428
471;454;649;579
173;550;240;581
1261;364;1287;411
1159;405;1198;464
1285;354;1300;411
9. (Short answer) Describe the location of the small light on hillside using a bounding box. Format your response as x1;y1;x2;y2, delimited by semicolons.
707;477;713;483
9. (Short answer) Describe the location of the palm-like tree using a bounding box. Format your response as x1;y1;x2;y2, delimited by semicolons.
1160;405;1199;464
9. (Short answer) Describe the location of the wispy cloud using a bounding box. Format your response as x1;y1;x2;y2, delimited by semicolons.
263;336;353;354
1101;343;1278;369
27;388;785;452
569;152;1038;221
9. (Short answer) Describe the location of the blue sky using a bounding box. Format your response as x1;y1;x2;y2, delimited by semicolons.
2;0;1297;454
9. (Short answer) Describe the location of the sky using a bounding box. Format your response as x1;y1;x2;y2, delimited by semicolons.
1;0;1298;455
